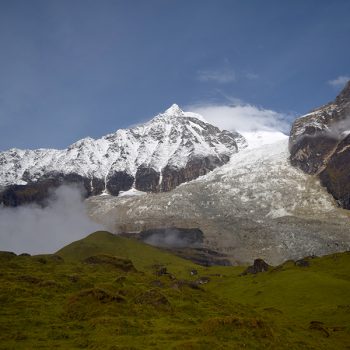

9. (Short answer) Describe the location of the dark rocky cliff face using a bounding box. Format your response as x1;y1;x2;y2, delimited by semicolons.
133;154;231;194
160;155;229;192
0;154;233;206
106;171;134;196
289;81;350;208
319;134;350;208
0;173;105;207
135;167;160;192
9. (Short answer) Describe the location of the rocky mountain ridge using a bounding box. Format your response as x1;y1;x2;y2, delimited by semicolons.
289;80;350;208
0;104;245;206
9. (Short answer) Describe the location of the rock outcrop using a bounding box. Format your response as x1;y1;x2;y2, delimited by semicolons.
160;155;229;192
289;81;350;208
241;258;270;275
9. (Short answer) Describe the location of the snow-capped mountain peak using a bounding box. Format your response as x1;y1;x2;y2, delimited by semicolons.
0;105;246;205
163;103;184;116
153;104;207;123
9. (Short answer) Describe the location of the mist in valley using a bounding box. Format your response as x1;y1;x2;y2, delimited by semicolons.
0;185;103;255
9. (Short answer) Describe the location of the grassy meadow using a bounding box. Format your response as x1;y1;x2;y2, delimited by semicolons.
0;231;349;349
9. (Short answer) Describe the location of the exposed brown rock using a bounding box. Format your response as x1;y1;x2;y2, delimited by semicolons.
289;80;350;209
241;258;270;275
160;155;229;192
195;276;210;285
0;172;104;207
295;259;310;267
106;171;134;195
135;167;160;192
319;134;350;208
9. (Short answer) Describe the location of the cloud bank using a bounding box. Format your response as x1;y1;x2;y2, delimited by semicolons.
328;75;350;88
0;185;103;255
188;103;291;133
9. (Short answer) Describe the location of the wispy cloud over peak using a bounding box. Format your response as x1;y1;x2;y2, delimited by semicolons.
197;68;236;83
187;102;292;134
328;75;350;88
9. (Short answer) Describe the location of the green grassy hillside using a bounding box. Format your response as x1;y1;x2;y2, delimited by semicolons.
0;231;349;349
57;231;200;277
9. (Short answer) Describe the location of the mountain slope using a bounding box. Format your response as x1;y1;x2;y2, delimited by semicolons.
0;104;245;206
289;80;350;208
87;138;350;265
57;231;198;274
1;233;350;349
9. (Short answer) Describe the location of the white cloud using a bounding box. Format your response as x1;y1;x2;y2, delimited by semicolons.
328;75;350;88
197;68;236;83
0;185;103;254
187;103;291;133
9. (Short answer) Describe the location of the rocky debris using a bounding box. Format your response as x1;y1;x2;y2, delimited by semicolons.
241;259;270;276
295;259;310;267
164;247;231;266
190;269;198;276
0;104;244;206
289;80;350;209
84;255;136;272
195;276;210;285
175;248;231;267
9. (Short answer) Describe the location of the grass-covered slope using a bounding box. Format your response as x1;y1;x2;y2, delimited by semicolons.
0;231;349;349
57;231;199;277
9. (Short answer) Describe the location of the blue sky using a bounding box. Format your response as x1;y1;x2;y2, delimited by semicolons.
0;0;349;150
